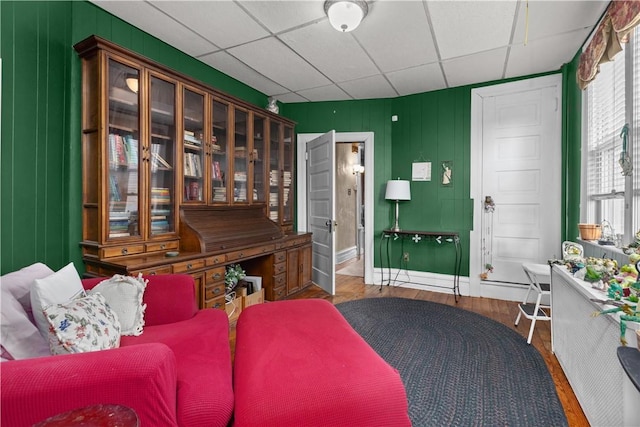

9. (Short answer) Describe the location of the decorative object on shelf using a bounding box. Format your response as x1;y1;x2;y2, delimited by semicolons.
599;220;616;245
385;178;411;232
266;97;279;114
324;0;368;32
225;264;246;291
578;223;602;240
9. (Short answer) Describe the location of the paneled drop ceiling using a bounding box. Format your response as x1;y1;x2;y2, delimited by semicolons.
91;0;609;103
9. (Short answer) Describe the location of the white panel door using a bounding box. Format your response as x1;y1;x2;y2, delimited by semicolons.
482;84;561;284
307;131;336;294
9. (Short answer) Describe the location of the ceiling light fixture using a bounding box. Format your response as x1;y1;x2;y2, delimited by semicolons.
324;0;368;33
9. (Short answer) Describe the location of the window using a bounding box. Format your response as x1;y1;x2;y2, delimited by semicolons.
583;26;639;243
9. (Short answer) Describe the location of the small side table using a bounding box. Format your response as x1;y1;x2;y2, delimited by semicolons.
34;404;139;427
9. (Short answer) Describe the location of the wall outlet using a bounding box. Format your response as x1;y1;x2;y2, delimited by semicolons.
403;252;409;262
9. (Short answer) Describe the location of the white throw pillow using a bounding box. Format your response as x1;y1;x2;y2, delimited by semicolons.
88;274;147;336
0;263;53;359
45;293;121;354
30;262;85;342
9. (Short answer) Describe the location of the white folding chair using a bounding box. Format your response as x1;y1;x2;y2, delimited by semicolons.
514;263;551;344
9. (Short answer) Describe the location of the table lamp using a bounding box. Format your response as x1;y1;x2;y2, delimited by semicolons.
385;179;411;232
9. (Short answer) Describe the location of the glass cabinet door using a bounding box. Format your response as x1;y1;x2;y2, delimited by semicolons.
183;88;205;202
252;114;266;203
268;121;281;222
149;75;176;236
107;59;141;239
233;108;249;203
210;99;229;204
282;125;293;223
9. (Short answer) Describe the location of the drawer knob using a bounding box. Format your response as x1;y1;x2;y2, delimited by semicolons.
187;263;193;270
214;302;222;309
239;252;244;258
213;273;221;280
214;288;221;294
121;248;128;255
214;257;219;263
160;244;166;250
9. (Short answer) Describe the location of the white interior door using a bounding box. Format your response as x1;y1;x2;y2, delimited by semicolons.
307;131;336;294
480;78;561;285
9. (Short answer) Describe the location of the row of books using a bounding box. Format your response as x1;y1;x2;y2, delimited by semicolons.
109;134;138;168
234;171;247;182
212;186;226;202
184;153;203;177
184;130;201;145
151;187;171;205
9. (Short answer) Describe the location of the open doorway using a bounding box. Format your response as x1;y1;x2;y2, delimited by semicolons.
335;142;364;277
297;132;374;292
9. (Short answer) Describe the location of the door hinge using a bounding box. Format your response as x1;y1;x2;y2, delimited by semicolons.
305;151;308;161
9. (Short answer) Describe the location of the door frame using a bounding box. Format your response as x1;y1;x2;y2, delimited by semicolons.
470;74;562;300
297;132;374;289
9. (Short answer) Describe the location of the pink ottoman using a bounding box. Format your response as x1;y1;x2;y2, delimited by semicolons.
233;299;410;427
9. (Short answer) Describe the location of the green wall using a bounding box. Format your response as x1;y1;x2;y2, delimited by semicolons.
1;0;584;278
1;1;73;274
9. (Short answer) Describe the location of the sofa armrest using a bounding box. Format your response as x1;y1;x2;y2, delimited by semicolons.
1;343;178;427
82;274;198;326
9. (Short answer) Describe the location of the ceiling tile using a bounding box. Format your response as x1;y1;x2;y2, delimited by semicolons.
512;0;608;44
297;85;352;102
386;63;446;96
442;48;508;88
429;0;517;60
152;1;269;49
92;1;218;57
198;51;288;96
355;1;438;73
506;29;590;78
339;75;397;100
279;22;379;83
228;37;331;92
238;0;326;34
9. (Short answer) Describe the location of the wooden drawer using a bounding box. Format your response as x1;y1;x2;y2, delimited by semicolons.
274;261;286;275
145;240;179;253
205;282;225;300
226;244;275;262
204;295;226;310
172;259;206;273
273;273;286;288
284;237;308;248
274;251;286;263
205;266;226;285
135;265;173;276
268;285;286;301
101;244;145;258
206;255;226;266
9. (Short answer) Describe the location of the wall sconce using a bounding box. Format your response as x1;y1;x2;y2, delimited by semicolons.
385;178;411;232
125;74;139;94
324;0;368;32
352;164;365;175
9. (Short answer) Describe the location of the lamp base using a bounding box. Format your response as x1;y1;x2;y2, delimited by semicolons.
389;226;402;232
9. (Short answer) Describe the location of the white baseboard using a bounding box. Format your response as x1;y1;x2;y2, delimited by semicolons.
336;246;357;264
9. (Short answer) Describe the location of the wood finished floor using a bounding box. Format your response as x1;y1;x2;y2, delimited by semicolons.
229;258;589;427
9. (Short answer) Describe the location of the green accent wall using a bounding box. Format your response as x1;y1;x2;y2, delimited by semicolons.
1;0;585;278
1;1;73;274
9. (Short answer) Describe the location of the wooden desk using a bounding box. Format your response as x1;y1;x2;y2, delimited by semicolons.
379;229;462;301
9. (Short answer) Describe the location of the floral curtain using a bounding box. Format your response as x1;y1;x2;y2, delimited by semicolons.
577;0;640;90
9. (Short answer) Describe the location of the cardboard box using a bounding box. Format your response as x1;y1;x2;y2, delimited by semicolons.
242;288;264;309
225;296;242;323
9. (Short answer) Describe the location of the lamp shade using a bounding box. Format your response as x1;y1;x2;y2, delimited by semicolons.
325;0;368;32
385;180;411;201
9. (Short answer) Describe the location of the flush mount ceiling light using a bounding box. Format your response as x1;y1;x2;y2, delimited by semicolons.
324;0;368;33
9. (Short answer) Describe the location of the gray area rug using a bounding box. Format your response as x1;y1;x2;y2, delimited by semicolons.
335;297;568;427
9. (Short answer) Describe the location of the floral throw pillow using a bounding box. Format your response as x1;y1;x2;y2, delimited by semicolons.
45;293;121;355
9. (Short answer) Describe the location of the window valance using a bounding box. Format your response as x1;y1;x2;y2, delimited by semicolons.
577;0;640;90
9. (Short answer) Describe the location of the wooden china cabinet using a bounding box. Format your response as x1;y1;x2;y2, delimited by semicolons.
75;36;310;310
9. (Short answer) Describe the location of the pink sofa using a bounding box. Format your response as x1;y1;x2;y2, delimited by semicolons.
1;274;233;427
